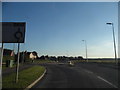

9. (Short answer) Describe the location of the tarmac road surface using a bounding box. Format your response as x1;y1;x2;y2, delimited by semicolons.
32;62;118;88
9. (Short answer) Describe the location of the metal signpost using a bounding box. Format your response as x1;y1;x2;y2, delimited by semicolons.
0;43;4;89
0;43;4;69
16;43;20;83
0;22;26;83
15;27;24;83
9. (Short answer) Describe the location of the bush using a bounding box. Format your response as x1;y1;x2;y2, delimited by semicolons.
3;56;15;63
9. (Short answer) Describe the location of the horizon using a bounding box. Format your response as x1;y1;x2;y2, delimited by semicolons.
1;47;119;59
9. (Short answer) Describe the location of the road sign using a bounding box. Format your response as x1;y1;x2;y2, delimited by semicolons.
1;22;26;43
0;22;26;83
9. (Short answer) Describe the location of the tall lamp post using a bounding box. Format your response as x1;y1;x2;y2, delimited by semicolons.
106;22;117;64
82;40;88;62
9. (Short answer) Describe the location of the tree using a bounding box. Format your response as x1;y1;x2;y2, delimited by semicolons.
32;51;38;58
50;56;56;61
45;55;49;60
78;56;83;60
40;55;45;60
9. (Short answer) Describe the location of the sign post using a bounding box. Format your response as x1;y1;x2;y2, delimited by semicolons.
16;43;20;83
0;43;4;89
15;27;23;83
1;22;26;83
0;43;4;69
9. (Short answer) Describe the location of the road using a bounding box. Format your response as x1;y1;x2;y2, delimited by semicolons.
32;62;118;88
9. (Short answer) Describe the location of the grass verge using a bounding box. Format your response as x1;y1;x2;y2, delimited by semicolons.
2;65;45;89
72;60;116;64
33;59;54;64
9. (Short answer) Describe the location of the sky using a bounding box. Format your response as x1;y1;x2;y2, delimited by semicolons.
1;2;118;58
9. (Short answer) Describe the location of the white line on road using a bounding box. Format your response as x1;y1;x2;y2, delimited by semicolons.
78;67;94;74
78;66;118;88
97;76;118;88
84;69;93;74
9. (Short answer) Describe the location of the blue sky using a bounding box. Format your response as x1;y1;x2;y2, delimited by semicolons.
2;2;118;58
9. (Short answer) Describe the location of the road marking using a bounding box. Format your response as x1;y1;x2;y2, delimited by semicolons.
84;69;93;74
78;67;94;74
97;76;117;88
78;66;118;88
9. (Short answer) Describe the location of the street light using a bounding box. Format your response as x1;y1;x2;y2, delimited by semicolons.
106;22;117;64
82;40;88;62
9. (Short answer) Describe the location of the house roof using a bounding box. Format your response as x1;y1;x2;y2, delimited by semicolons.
25;51;38;56
26;52;31;55
3;49;14;56
32;52;38;56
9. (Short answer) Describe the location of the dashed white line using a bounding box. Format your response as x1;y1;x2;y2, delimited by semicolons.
78;67;94;74
81;67;118;88
97;76;118;88
78;66;118;88
84;69;93;74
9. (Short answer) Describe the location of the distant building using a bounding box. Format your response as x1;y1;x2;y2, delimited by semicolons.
3;49;15;56
29;52;37;60
25;51;38;60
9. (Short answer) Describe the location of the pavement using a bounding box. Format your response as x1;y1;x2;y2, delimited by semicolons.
31;62;119;88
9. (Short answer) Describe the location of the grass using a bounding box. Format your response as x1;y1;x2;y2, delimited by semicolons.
72;60;86;63
2;65;45;89
87;60;116;63
72;60;116;64
2;63;23;70
2;64;7;70
33;59;54;64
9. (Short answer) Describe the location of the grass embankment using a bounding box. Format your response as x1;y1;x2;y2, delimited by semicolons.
3;66;45;88
33;59;54;64
86;60;116;63
72;60;116;64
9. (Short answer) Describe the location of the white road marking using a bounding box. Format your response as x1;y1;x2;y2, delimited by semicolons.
84;69;93;74
78;66;118;88
78;67;94;74
97;76;118;88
